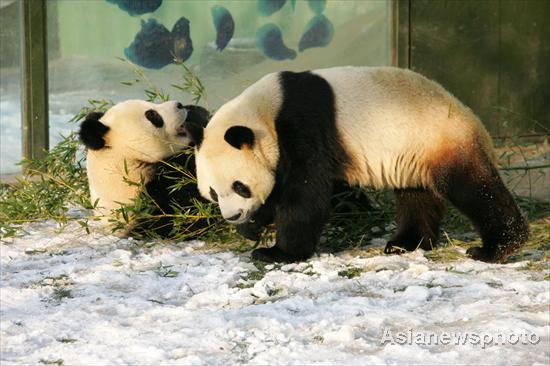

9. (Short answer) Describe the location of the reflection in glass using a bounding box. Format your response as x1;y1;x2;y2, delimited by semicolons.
0;0;21;174
1;0;392;173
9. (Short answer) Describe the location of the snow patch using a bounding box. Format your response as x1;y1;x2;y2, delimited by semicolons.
1;220;549;365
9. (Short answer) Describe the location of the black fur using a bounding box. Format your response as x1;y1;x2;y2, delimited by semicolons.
437;154;529;262
384;188;445;254
237;181;370;242
251;71;352;262
145;109;164;128
232;181;252;198
79;112;109;150
330;182;372;214
182;105;209;147
209;187;219;202
183;105;210;147
131;152;211;238
184;105;210;127
186;122;204;148
224;126;255;149
86;111;105;121
382;151;529;261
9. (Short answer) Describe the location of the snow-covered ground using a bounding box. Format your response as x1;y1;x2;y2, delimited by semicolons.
1;219;548;365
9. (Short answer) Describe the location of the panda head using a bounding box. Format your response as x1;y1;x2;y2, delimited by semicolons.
191;105;279;224
79;100;209;162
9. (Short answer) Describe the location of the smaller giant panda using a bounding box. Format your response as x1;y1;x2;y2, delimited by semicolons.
79;99;210;237
189;66;529;263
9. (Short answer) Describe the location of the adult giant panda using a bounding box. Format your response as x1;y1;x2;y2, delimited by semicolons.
188;66;529;263
79;99;210;237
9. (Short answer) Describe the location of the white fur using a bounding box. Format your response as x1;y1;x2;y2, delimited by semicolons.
86;100;189;219
196;67;494;218
217;194;252;223
312;67;494;188
196;73;282;222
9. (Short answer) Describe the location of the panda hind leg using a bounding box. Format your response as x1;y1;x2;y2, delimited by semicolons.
384;188;445;255
437;156;529;262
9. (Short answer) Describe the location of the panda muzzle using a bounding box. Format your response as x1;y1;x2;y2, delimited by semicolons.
176;125;188;137
224;210;250;224
226;213;242;222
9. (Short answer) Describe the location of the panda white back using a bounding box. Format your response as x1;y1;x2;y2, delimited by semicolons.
311;66;494;189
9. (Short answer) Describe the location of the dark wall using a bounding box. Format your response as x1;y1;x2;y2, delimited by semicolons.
0;0;59;68
407;0;550;135
0;1;20;68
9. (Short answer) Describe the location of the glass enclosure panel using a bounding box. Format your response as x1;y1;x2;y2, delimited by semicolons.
0;0;21;174
0;0;392;173
47;0;392;136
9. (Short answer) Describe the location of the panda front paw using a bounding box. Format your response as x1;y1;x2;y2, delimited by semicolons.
465;246;484;259
383;241;408;255
251;246;296;263
236;221;262;241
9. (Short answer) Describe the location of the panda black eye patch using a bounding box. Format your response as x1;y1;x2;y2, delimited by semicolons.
232;181;251;198
145;109;164;128
209;187;218;202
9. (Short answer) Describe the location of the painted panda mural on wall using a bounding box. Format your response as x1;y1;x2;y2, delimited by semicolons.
78;99;210;237
188;66;530;263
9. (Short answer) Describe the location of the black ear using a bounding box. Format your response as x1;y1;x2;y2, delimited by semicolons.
186;121;204;148
85;111;105;121
79;112;109;150
184;105;210;128
224;126;254;150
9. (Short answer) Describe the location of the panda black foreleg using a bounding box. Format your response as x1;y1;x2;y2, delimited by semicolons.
384;188;445;254
251;209;329;263
251;179;333;263
438;158;529;262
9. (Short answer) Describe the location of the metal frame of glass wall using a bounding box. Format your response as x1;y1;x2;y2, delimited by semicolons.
20;0;49;164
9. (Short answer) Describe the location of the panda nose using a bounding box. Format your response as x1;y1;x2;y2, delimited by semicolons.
176;124;188;137
176;102;184;109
